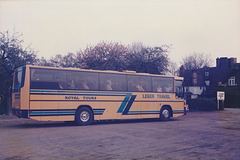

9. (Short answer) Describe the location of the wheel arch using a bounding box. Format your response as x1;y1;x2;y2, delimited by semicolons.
76;105;94;121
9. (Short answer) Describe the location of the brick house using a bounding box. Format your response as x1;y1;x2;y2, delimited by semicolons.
181;57;240;110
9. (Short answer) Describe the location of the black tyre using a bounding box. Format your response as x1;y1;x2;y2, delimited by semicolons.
75;107;93;126
160;106;171;121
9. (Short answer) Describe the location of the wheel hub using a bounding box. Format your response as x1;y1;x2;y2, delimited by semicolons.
162;109;169;118
80;111;90;122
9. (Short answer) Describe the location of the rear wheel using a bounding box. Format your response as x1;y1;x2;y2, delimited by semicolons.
160;106;171;121
75;107;93;126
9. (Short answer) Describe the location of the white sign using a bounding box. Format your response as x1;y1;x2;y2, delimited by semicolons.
217;91;225;100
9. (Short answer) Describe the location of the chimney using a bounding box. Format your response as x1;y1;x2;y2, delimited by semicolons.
217;57;237;69
228;58;237;69
217;57;228;69
216;58;220;67
179;65;185;77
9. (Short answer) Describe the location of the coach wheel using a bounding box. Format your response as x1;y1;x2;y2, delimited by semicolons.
75;107;93;126
160;106;171;121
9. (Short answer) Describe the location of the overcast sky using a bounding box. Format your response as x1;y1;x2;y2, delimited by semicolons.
1;0;240;65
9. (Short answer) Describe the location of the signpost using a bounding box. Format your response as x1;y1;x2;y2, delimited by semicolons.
217;91;225;110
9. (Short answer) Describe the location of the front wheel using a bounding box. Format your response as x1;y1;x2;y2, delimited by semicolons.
75;107;93;126
160;106;171;121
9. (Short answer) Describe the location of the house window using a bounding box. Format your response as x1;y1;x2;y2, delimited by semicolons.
205;72;209;77
228;77;236;86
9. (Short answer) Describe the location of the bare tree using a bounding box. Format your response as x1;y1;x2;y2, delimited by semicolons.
0;30;37;114
130;42;144;52
165;61;179;76
38;53;79;68
36;56;51;66
181;52;213;70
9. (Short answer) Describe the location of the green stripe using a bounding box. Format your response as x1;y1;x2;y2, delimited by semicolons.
117;93;132;113
173;110;184;113
30;89;129;95
128;111;159;113
93;111;104;113
30;111;75;115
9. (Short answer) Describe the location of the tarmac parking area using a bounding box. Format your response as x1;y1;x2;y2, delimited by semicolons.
0;108;240;160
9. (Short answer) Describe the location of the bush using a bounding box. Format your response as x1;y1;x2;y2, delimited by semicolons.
187;97;217;111
198;98;217;111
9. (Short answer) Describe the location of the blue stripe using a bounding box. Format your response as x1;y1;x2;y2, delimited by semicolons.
93;111;104;113
117;93;132;113
127;113;159;115
30;89;129;95
127;111;160;115
93;109;105;115
30;111;75;114
128;111;160;113
31;93;126;97
30;114;75;117
173;110;184;114
29;110;76;116
93;113;104;115
29;108;106;116
93;109;105;111
122;95;137;115
30;109;75;111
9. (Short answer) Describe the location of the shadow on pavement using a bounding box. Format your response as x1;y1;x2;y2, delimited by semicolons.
4;118;178;129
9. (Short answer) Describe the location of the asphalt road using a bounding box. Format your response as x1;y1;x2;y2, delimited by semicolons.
0;108;240;160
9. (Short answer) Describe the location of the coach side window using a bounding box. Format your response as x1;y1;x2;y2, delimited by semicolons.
152;77;174;93
69;71;99;90
99;73;127;91
127;75;151;92
30;69;67;90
